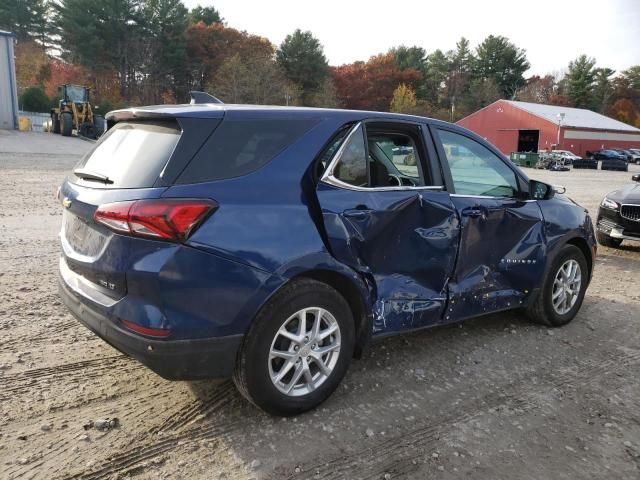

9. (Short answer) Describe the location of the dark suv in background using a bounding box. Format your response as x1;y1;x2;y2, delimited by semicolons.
58;102;596;415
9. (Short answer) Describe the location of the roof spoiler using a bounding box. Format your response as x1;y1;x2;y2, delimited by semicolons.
189;91;223;104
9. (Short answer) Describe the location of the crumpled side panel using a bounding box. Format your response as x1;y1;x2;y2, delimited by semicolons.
446;198;546;322
317;184;459;333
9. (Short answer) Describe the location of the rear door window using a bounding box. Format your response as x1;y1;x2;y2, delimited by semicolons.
327;122;429;189
176;118;319;184
73;120;180;188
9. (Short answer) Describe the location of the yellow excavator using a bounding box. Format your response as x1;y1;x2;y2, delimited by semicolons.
50;84;104;139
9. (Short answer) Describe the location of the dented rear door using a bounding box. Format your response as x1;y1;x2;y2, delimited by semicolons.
316;121;459;333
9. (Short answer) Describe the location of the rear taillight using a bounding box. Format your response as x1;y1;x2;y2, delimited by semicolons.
121;319;170;338
94;199;216;241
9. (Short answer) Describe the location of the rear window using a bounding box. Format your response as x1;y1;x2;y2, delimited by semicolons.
73;120;180;188
176;118;318;184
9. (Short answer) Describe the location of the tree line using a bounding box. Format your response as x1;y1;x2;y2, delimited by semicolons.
2;0;639;126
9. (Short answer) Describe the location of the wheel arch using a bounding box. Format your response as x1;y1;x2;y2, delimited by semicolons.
290;269;372;357
564;236;594;282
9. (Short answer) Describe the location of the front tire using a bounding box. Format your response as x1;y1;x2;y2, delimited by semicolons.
51;114;60;134
596;230;622;248
233;278;355;416
61;112;73;137
527;245;588;327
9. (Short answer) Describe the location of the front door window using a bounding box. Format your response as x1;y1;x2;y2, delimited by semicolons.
437;129;518;197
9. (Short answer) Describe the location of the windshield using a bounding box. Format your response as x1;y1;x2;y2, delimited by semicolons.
66;86;87;103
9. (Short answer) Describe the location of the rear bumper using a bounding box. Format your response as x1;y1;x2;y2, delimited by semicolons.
58;272;243;380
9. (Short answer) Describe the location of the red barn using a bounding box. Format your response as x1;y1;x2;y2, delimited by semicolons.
457;99;640;157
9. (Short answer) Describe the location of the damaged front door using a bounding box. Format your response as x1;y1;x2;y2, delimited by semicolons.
433;127;546;321
317;121;459;333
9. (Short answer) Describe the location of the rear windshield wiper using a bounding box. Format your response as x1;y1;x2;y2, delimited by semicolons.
73;168;114;184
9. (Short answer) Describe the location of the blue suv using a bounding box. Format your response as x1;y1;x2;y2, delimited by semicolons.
58;103;596;415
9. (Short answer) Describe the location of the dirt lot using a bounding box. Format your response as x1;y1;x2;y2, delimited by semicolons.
1;130;639;480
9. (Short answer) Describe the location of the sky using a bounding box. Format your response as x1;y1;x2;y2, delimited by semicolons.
183;0;640;76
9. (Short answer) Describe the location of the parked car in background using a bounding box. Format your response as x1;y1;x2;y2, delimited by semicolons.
628;148;640;164
616;148;640;164
550;150;580;165
611;149;636;163
596;174;640;248
588;149;627;161
58;101;596;415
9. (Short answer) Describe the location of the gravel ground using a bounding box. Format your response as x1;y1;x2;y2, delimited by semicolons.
1;131;639;480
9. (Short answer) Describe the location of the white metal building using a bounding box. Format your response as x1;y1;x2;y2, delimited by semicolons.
0;30;18;130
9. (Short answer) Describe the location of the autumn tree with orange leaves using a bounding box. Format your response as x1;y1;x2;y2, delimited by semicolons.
332;54;421;111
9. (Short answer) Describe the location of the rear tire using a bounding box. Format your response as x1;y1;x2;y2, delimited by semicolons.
596;230;622;248
94;115;105;137
233;278;355;416
78;122;96;139
61;112;73;137
526;245;588;327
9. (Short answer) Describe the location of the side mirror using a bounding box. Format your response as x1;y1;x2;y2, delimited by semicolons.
632;174;640;182
529;179;555;200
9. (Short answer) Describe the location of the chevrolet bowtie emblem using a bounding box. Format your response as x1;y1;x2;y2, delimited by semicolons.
62;197;72;208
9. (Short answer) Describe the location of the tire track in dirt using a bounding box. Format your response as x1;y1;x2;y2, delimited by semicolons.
2;382;192;480
0;355;131;400
284;348;640;480
60;422;238;480
0;320;81;350
43;348;640;480
149;381;238;435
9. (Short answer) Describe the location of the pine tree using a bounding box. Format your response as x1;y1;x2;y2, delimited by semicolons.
566;55;597;109
592;67;615;113
55;0;144;99
0;0;53;48
475;35;530;98
189;5;222;25
276;29;329;104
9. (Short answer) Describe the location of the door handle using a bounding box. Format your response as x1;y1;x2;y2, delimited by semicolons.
343;208;372;219
462;206;483;218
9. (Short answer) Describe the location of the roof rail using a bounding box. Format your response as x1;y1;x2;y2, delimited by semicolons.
189;91;223;104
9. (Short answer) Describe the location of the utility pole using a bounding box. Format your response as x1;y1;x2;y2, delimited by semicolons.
450;96;456;122
556;112;565;148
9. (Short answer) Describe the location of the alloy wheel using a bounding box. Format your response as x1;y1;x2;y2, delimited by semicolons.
552;259;582;315
268;307;341;397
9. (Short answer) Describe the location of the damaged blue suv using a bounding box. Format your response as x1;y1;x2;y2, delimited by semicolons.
58;102;596;415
